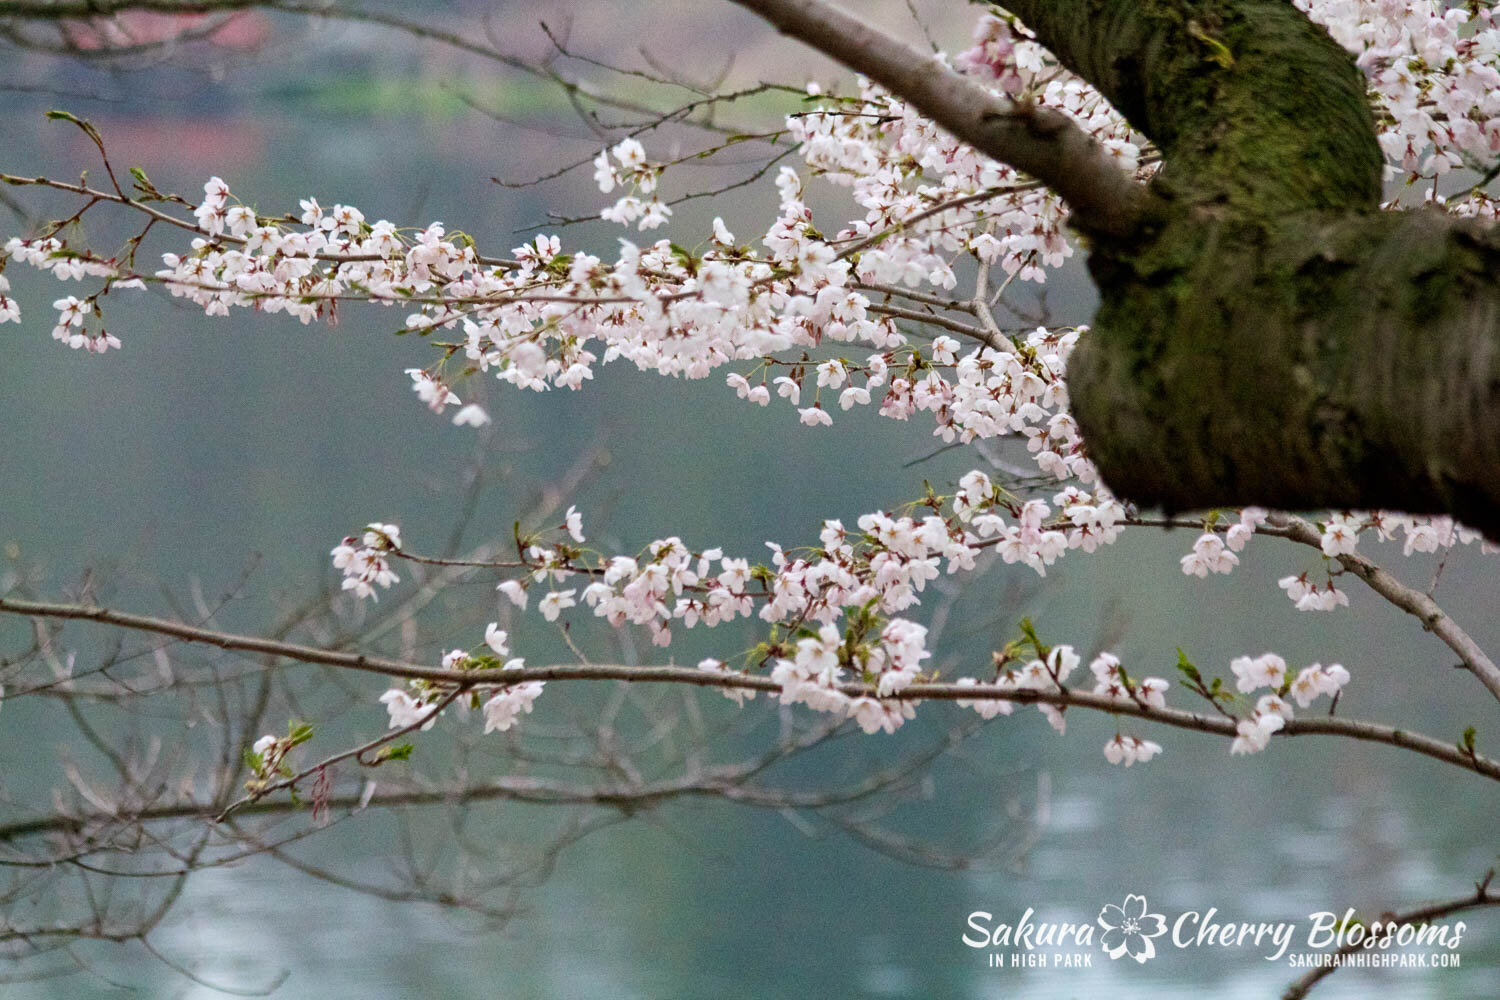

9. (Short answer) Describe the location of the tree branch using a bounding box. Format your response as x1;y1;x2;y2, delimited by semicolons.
1264;514;1500;707
4;596;1497;782
1281;870;1499;1000
725;0;1151;238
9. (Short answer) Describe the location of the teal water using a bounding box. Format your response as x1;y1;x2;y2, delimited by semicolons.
1;14;1498;998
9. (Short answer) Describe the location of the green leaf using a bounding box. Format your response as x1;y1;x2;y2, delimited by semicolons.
375;743;414;763
1186;20;1236;69
1017;618;1048;659
45;109;103;146
287;721;315;746
1175;647;1203;686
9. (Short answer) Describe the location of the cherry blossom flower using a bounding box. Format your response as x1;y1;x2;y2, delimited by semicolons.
484;623;510;657
497;579;528;609
481;677;544;733
379;689;437;731
564;505;586;544
538;589;577;621
1180;532;1239;577
1104;734;1163;766
798;405;832;427
1289;662;1351;708
1230;653;1288;693
1230;711;1285;755
1320;514;1362;556
452;404;490;427
954;676;1014;718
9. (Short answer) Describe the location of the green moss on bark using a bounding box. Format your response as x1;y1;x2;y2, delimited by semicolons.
989;0;1500;533
1070;210;1500;535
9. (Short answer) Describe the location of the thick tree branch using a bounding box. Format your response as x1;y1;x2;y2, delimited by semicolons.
1000;0;1382;214
726;0;1151;238
983;1;1500;533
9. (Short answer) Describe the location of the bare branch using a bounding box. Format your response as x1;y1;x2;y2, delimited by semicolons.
1282;870;1500;999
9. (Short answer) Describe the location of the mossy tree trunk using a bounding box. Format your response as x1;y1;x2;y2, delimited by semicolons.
1003;0;1500;536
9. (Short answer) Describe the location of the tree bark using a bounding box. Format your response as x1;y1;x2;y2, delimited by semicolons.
741;0;1500;535
998;0;1500;536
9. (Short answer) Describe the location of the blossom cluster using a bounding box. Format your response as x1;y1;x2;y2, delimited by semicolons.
2;237;140;350
1302;0;1500;216
330;522;402;599
6;1;1497;768
378;624;544;735
1228;654;1350;755
1272;511;1495;613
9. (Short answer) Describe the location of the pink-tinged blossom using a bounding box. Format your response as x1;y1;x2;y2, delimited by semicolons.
1230;653;1288;693
849;696;914;734
193;176;230;235
593;150;617;193
1046;645;1080;684
773;376;800;405
483;623;510;657
1137;677;1169;709
1289;662;1351;708
481;676;544;734
1295;582;1350;612
699;658;757;706
1320;514;1362;556
1279;572;1313;603
798;405;832;427
407;369;459;414
1180;532;1239;577
838;385;870;409
564;505;586;543
1256;693;1295;721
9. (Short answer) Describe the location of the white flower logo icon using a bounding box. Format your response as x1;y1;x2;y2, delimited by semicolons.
1096;894;1168;963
